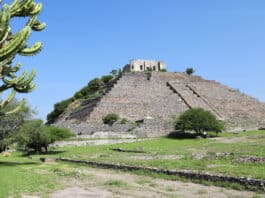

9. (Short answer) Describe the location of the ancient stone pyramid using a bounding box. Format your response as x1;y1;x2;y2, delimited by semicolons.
55;72;265;137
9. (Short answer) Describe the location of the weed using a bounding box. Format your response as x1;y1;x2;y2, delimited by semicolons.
104;180;128;187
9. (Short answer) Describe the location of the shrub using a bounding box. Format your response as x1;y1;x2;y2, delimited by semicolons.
175;108;224;136
46;98;73;124
74;92;83;99
101;75;114;84
146;67;153;72
185;67;195;75
120;118;128;124
88;78;104;92
102;113;119;125
110;69;118;76
16;120;73;153
74;86;91;99
47;126;73;142
160;69;167;72
16;120;50;153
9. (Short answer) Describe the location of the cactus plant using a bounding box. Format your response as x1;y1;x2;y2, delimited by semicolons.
0;0;45;116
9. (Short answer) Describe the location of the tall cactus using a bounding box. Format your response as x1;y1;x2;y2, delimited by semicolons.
0;0;45;116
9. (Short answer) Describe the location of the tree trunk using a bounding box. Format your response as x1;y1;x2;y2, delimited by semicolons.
44;146;48;153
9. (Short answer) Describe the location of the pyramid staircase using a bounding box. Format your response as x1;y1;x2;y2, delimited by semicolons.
167;81;224;120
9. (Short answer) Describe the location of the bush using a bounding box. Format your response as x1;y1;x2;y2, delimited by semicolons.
16;120;73;153
74;86;91;99
120;118;128;124
175;108;224;136
101;75;114;84
160;69;167;72
47;126;73;142
102;113;119;125
185;67;195;75
88;78;104;92
110;69;118;76
46;98;73;124
16;120;50;153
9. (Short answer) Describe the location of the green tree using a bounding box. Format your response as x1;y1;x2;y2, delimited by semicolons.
110;69;118;76
185;67;195;75
160;69;167;72
87;78;104;92
101;75;113;84
46;98;73;124
175;108;224;136
16;120;72;153
0;0;46;116
0;99;34;152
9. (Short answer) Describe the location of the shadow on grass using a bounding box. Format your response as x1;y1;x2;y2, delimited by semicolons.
0;161;38;166
167;131;219;139
167;131;197;139
21;150;66;157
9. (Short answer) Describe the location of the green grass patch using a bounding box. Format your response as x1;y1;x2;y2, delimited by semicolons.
0;154;60;197
48;130;265;179
104;179;129;187
1;130;265;196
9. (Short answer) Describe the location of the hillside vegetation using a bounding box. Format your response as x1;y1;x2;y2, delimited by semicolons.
46;75;116;124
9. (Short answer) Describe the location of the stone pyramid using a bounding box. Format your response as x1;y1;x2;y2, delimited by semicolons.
55;72;265;137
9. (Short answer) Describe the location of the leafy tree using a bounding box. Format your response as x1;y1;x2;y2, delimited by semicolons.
102;113;119;125
87;78;104;92
16;120;72;153
175;108;224;136
73;86;90;99
47;126;73;142
118;69;123;76
0;99;34;152
185;67;195;75
160;69;167;72
146;67;153;72
101;75;113;84
46;98;74;124
110;69;118;76
0;0;46;116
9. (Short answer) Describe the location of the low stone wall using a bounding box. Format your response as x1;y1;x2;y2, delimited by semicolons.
56;122;136;135
58;158;265;191
56;118;175;138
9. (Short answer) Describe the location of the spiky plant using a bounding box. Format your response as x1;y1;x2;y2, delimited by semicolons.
0;0;45;116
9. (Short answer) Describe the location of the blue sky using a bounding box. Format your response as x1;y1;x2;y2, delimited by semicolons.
4;0;265;120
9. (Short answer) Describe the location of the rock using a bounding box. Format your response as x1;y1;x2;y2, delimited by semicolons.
40;158;56;163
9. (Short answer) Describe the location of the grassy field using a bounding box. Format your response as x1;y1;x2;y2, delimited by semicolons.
0;154;58;198
0;130;264;197
50;130;265;179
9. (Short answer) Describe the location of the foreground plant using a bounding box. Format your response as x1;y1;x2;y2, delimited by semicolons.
0;0;46;115
175;108;224;136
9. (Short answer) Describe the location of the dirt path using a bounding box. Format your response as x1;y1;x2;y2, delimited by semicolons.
49;167;264;198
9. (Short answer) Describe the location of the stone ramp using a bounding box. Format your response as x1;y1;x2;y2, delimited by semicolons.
189;80;265;130
167;81;223;120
